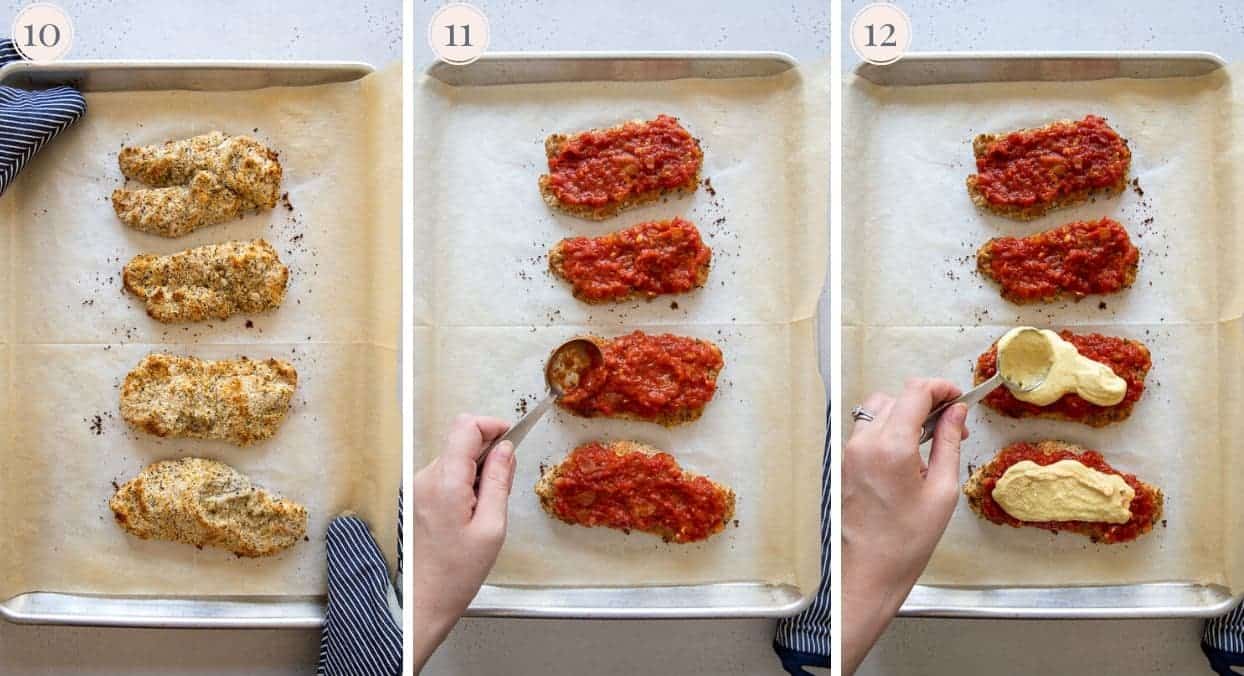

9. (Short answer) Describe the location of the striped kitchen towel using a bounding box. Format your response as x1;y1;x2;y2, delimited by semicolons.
1204;602;1244;674
318;510;403;676
773;409;831;673
0;39;86;195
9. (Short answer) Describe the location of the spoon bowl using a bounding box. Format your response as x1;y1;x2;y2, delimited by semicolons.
996;326;1052;393
475;337;604;480
914;328;1054;445
544;337;603;396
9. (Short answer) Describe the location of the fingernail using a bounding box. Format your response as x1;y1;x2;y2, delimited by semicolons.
948;403;968;424
495;441;514;461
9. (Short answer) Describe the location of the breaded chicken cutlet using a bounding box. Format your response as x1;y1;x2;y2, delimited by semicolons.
123;239;289;323
110;457;307;557
974;330;1151;427
112;132;282;237
536;440;735;543
548;218;712;303
556;331;724;426
963;440;1163;544
539;115;703;221
120;353;297;446
966;115;1131;220
977;218;1139;304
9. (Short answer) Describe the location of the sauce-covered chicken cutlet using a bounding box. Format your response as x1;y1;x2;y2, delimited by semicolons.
536;441;735;543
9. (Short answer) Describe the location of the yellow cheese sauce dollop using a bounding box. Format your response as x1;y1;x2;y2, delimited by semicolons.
992;459;1135;523
996;327;1126;406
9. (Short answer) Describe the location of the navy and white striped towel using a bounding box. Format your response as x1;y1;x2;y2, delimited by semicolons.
1204;602;1244;674
0;39;85;195
318;509;403;676
773;410;831;673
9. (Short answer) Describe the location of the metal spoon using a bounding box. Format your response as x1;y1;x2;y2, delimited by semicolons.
475;337;603;477
917;328;1051;444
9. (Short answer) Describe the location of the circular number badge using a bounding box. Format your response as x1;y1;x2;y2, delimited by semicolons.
11;3;74;62
428;3;490;66
850;3;911;66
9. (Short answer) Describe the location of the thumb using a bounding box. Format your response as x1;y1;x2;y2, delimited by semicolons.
473;441;516;533
926;403;967;507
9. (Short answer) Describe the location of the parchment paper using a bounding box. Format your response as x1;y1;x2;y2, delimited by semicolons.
844;66;1244;589
0;65;402;598
414;64;828;590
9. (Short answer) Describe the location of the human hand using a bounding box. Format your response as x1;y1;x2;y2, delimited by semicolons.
841;378;970;675
413;414;516;672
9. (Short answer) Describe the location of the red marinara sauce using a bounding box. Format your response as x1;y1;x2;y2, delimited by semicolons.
546;442;732;543
976;331;1151;420
981;218;1139;302
972;115;1131;208
558;331;723;422
975;443;1159;544
545;115;703;207
555;218;711;302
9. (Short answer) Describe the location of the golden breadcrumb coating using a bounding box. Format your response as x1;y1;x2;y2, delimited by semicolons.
112;132;282;237
123;239;289;323
120;353;297;446
110;457;307;557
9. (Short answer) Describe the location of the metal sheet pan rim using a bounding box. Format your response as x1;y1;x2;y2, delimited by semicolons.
0;61;378;629
0;592;325;629
467;584;815;620
426;50;799;86
428;49;798;70
851;51;1237;618
857;49;1226;68
430;51;822;619
855;50;1227;86
0;58;375;75
902;583;1241;619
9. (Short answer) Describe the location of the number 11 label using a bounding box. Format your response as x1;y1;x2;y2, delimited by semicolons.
429;3;490;66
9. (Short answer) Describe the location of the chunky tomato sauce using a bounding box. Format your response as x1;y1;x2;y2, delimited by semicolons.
555;218;711;302
975;443;1159;543
981;218;1139;302
977;331;1150;420
545;115;703;207
972;115;1130;207
558;331;723;422
546;442;732;543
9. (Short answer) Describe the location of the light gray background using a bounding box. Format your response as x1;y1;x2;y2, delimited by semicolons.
849;1;1236;675
0;1;399;674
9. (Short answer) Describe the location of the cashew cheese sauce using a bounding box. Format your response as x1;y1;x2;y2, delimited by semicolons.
992;459;1135;523
996;327;1126;406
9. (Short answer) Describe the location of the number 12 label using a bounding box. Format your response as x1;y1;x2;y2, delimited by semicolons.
851;3;911;66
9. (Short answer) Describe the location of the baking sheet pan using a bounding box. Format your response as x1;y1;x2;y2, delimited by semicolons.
845;52;1240;618
0;61;401;628
414;52;828;618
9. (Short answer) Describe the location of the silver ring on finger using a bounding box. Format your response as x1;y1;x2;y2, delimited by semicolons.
850;405;875;423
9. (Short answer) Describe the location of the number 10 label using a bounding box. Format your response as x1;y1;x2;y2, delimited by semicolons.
11;3;74;62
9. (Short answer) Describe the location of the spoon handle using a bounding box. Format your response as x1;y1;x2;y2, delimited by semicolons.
918;373;1002;445
475;392;556;481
